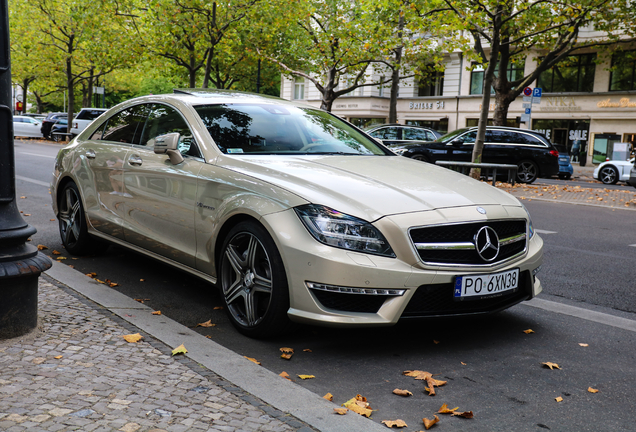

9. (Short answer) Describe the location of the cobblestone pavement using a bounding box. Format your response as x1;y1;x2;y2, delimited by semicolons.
0;279;311;432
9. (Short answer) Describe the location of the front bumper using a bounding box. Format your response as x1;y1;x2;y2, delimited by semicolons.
262;206;543;327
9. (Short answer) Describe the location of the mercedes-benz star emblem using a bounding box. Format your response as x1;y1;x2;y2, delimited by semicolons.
474;226;500;262
476;207;487;215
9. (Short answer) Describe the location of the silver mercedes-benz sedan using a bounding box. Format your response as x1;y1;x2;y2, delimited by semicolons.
51;89;543;337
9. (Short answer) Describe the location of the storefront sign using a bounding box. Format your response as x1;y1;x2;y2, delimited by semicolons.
538;97;581;111
335;104;359;108
409;101;445;110
597;98;636;108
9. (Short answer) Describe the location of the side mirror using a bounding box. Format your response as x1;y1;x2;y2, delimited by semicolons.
152;132;184;164
450;139;462;147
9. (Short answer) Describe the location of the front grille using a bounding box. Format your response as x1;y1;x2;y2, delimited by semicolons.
410;220;527;265
310;290;389;313
401;271;532;318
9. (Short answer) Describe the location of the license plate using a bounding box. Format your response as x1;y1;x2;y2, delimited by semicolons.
454;268;519;300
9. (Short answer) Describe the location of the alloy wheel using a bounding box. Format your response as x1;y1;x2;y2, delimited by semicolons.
58;186;82;248
221;232;273;328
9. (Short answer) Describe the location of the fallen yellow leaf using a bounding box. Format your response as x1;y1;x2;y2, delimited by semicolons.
20;196;26;199
323;392;333;401
196;319;216;327
37;244;48;250
433;340;440;344
333;408;348;415
213;306;224;310
343;396;372;418
392;389;413;397
298;374;315;380
171;344;187;356
461;362;467;365
108;282;118;287
123;333;143;343
54;355;63;359
588;387;599;393
279;371;291;380
139;279;145;282
56;256;66;260
86;272;97;278
403;370;433;380
437;403;458;414
280;347;294;360
52;250;61;255
151;311;161;315
555;396;563;402
245;356;261;365
523;329;535;334
382;419;407;428
422;414;439;430
134;298;150;303
579;343;589;347
542;362;561;370
303;349;312;352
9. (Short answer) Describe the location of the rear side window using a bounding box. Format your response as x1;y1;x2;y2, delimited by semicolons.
76;109;106;121
98;105;149;144
371;127;399;140
404;128;433;141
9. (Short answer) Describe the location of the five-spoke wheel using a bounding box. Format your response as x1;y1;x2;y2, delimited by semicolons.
599;165;618;185
58;182;106;255
517;160;539;184
219;222;290;337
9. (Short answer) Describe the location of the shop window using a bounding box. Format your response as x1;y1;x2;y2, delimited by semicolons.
293;77;305;100
405;119;448;133
609;51;636;91
469;60;525;95
537;54;596;93
418;70;444;96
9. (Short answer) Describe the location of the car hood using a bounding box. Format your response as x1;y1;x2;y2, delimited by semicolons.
217;155;521;221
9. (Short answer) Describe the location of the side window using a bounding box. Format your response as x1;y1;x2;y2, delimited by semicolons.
141;104;201;158
100;105;149;144
520;133;545;146
14;118;23;123
404;128;429;140
459;131;476;144
377;127;399;140
426;131;436;141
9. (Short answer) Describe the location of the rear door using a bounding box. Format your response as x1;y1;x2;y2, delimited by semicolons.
77;105;149;240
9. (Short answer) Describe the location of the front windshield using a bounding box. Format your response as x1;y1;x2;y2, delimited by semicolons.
194;103;389;155
435;128;469;143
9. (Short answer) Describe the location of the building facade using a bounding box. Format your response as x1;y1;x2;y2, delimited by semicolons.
280;46;636;166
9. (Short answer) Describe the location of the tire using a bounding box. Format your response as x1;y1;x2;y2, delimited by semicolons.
517;160;539;184
411;154;429;162
599;166;619;185
52;133;61;142
58;182;108;255
219;221;290;338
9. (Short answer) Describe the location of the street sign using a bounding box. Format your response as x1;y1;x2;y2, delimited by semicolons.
522;103;531;109
525;108;532;115
532;88;542;98
532;96;542;104
520;114;530;123
523;87;532;96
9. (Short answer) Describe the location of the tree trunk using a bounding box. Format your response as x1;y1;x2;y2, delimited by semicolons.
189;51;197;88
320;93;334;111
86;67;94;108
388;13;405;123
493;92;513;126
66;56;74;134
21;78;29;114
202;47;212;88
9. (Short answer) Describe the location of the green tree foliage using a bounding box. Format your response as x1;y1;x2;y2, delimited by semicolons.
413;0;634;166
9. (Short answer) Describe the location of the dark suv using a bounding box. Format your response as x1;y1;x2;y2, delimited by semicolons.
388;126;560;184
40;112;67;140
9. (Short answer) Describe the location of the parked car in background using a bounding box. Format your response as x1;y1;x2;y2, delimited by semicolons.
70;108;108;136
13;115;43;138
21;113;46;121
388;126;560;184
365;123;442;146
628;160;636;188
51;118;69;142
40;112;67;139
51;89;544;338
593;158;635;185
553;144;574;180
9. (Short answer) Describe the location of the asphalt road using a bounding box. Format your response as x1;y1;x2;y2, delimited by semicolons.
13;138;636;431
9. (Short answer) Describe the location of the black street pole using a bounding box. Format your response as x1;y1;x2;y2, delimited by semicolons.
0;0;51;339
256;59;261;94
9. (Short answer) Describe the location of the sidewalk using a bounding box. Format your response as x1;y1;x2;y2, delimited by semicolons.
0;264;385;432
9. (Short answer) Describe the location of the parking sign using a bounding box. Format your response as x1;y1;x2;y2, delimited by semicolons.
533;88;542;98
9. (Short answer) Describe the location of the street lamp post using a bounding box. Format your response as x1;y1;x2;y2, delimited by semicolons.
0;0;52;339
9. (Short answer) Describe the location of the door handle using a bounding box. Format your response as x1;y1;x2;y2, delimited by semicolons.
85;149;96;159
129;155;143;166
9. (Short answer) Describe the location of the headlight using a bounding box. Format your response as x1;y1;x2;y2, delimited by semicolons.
521;204;535;238
294;204;395;257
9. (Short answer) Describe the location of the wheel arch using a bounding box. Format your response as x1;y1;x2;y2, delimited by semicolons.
214;213;264;276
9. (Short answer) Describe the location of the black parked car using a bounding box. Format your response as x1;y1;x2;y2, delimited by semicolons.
50;118;69;142
388;126;560;184
365;124;442;146
40;112;67;140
